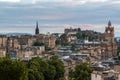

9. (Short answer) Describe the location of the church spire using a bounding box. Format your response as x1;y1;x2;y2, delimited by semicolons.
36;21;38;28
108;20;112;27
35;21;39;35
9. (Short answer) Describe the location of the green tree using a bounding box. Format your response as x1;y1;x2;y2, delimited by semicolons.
61;42;70;46
33;42;44;46
55;39;60;45
28;57;49;80
45;46;52;51
88;36;94;41
28;69;35;80
48;56;65;80
44;65;56;80
76;33;83;39
28;56;65;80
28;69;44;80
71;44;75;51
117;47;120;55
0;58;28;80
69;63;93;80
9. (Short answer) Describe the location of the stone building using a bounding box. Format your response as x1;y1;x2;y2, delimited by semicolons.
64;27;81;34
36;34;56;49
35;22;56;49
101;21;117;59
64;27;104;42
91;70;120;80
0;22;56;58
17;46;45;59
44;35;56;48
0;35;7;48
0;35;8;57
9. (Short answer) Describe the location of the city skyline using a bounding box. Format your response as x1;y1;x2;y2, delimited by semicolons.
0;0;120;36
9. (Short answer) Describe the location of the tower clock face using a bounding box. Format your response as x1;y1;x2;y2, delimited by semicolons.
107;30;110;33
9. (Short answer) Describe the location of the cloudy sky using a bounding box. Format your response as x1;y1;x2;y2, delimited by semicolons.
0;0;120;36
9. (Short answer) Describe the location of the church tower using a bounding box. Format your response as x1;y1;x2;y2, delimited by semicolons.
103;20;117;58
104;20;114;42
35;21;39;35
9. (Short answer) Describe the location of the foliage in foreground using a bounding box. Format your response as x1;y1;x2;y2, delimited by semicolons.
0;58;28;80
0;57;93;80
0;56;65;80
69;63;93;80
28;56;65;80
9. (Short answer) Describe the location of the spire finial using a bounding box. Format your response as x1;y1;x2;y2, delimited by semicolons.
108;20;111;27
36;21;38;28
35;21;39;35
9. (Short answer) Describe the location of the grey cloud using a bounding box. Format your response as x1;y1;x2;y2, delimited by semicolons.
0;0;119;36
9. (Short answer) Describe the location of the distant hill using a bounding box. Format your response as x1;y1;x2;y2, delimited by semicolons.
5;32;32;36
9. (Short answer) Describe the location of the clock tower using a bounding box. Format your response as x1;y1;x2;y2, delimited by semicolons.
103;20;117;58
104;20;114;43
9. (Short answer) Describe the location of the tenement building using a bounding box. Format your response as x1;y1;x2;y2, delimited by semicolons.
0;22;56;58
34;22;56;49
91;70;120;80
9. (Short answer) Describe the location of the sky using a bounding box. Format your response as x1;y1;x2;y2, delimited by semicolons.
0;0;120;36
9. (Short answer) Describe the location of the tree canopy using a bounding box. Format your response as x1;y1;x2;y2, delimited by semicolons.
0;56;65;80
0;58;28;80
48;56;65;80
28;56;65;80
69;63;93;80
33;42;44;46
0;57;93;80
